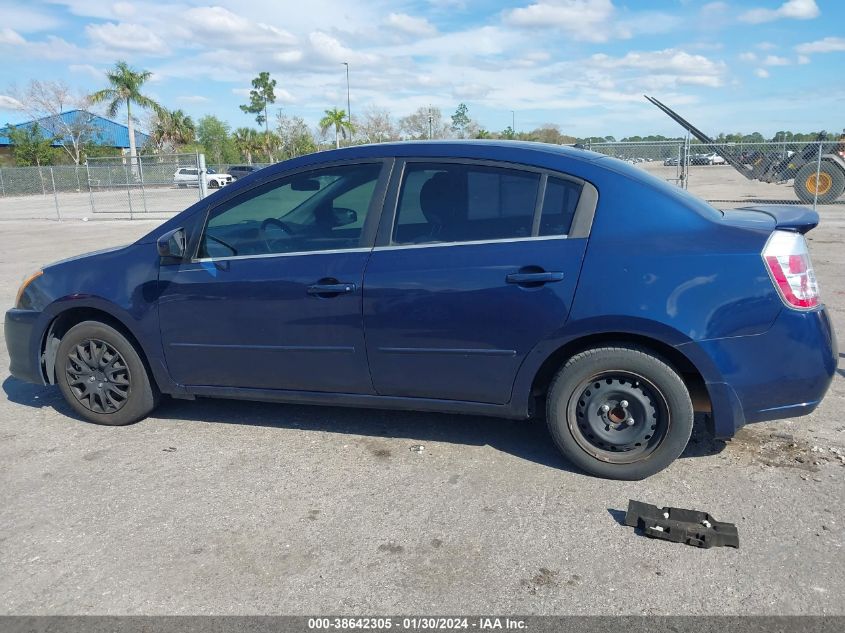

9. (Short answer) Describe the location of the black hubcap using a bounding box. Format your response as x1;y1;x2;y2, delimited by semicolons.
65;339;131;414
567;371;668;463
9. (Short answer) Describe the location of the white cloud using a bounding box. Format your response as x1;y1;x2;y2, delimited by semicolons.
85;22;168;54
0;28;25;45
763;55;789;66
756;41;776;50
385;13;437;37
739;52;757;62
69;63;103;79
177;95;210;103
504;0;615;42
275;50;304;64
309;31;378;65
589;49;726;87
740;0;819;24
755;68;770;78
111;2;135;17
184;6;297;49
795;36;845;54
0;95;24;110
797;55;810;64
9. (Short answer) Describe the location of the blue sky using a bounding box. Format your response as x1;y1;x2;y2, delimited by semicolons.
0;0;843;138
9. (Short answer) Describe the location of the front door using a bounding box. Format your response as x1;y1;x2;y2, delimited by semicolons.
159;161;389;393
363;160;593;404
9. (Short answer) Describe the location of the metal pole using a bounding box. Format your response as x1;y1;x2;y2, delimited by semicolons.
50;167;61;221
198;153;208;200
0;168;4;197
124;161;133;220
511;110;515;134
138;156;148;214
86;162;96;214
343;62;351;143
813;142;823;210
428;106;433;140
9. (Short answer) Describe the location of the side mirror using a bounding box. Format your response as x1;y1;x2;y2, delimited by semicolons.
157;227;186;259
332;207;357;227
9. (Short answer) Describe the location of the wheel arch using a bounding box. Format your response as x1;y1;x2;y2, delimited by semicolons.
41;305;154;388
520;330;714;421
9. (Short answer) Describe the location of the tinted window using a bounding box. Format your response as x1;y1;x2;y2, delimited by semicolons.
393;163;539;244
199;163;382;259
540;177;582;236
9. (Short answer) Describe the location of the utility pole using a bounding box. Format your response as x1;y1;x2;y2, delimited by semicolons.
428;105;433;139
343;62;352;142
511;110;515;133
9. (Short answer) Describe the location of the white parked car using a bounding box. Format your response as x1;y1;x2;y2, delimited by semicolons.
704;153;726;165
173;167;234;189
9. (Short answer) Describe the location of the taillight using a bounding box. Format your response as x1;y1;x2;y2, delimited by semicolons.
762;230;820;310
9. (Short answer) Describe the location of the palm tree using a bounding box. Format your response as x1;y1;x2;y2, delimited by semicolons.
233;127;262;164
90;61;162;163
320;107;354;149
150;108;195;151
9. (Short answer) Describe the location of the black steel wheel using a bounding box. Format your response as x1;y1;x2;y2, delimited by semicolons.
547;345;694;480
569;371;667;463
56;321;159;426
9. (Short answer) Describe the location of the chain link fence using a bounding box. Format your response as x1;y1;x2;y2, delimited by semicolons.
1;142;843;220
586;139;845;208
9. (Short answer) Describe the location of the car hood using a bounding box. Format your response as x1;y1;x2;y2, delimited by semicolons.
44;243;130;270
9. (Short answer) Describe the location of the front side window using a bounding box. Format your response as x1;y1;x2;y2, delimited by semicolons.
393;163;540;245
199;162;382;259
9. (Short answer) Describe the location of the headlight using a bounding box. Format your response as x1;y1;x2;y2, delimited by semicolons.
15;270;43;308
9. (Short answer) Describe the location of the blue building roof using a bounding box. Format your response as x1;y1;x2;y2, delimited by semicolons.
0;109;150;149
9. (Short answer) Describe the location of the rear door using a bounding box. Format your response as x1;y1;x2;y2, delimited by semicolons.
362;159;597;404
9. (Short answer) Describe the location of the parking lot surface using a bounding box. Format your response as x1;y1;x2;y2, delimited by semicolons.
1;209;843;615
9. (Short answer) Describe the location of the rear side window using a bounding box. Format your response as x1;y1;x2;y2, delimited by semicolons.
393;163;540;244
540;177;582;236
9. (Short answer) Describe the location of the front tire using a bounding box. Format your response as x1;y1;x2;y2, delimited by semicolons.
56;321;159;426
546;346;693;480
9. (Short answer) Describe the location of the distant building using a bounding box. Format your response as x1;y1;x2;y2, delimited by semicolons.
0;110;150;158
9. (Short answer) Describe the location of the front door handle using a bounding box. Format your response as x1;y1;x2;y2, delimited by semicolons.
506;271;564;285
307;282;356;297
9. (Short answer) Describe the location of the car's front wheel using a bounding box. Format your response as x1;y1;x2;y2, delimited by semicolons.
56;321;159;426
546;345;693;480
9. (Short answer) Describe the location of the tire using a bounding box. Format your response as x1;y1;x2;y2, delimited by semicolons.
794;161;845;204
209;180;220;189
546;345;693;480
56;321;159;426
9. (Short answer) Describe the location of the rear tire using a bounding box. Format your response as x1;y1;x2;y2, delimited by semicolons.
56;321;159;426
546;345;693;480
794;161;845;204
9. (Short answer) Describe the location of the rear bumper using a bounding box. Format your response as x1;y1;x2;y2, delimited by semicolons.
4;309;43;385
683;306;837;438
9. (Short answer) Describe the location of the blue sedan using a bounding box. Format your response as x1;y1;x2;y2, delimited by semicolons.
4;141;838;479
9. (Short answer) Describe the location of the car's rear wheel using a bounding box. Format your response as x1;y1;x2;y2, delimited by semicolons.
546;345;693;480
56;321;159;426
209;180;220;189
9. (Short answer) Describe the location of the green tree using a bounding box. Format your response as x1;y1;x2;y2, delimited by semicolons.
320;107;354;149
500;126;516;140
89;61;162;163
150;108;195;151
196;115;237;165
451;102;471;138
276;113;317;159
232;127;263;164
239;71;277;161
6;123;56;166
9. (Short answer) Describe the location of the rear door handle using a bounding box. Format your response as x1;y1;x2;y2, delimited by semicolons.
506;271;564;285
307;282;356;296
